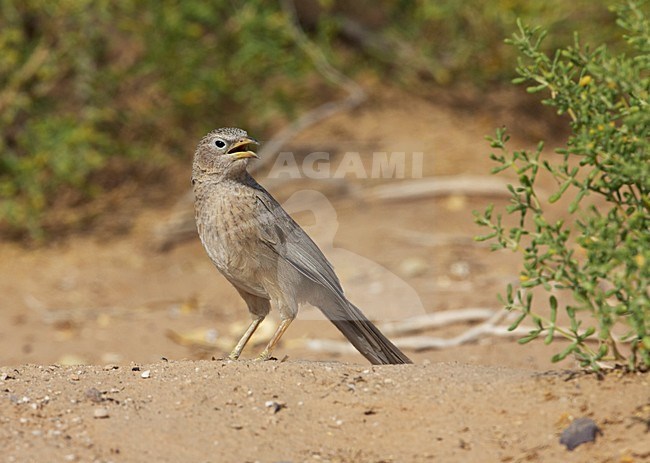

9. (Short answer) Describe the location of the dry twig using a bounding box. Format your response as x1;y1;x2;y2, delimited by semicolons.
360;175;540;202
302;308;603;354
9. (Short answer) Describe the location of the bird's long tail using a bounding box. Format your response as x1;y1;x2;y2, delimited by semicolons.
324;300;412;365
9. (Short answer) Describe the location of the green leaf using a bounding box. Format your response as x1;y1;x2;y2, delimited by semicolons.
548;179;572;203
527;84;548;93
551;342;578;362
474;232;497;242
519;330;541;344
580;326;596;340
508;313;527;331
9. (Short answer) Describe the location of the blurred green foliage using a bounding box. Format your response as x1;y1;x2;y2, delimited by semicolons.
358;0;621;85
0;0;626;238
476;0;649;370
0;0;315;238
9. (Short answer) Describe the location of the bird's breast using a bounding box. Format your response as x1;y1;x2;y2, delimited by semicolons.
194;182;264;281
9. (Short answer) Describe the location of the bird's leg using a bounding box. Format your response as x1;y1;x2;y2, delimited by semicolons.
257;317;294;361
228;315;264;360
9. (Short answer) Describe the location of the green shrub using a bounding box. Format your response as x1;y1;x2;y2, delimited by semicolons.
0;1;314;239
475;0;649;371
346;0;619;85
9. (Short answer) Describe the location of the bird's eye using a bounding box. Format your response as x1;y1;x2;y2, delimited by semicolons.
214;139;226;149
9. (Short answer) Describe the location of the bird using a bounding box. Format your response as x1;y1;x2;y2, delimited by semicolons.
191;127;412;365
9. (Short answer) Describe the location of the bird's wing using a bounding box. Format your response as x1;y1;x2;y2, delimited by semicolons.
253;189;346;302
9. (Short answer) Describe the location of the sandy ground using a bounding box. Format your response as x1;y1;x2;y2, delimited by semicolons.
1;87;648;462
1;361;648;463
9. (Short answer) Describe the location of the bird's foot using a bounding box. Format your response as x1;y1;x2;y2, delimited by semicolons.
256;350;272;361
227;351;241;361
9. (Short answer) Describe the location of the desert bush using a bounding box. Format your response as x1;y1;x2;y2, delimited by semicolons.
475;0;649;370
0;1;315;239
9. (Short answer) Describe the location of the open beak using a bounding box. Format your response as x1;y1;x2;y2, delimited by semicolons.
227;137;259;160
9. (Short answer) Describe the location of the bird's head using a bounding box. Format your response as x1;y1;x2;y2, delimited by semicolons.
193;127;259;178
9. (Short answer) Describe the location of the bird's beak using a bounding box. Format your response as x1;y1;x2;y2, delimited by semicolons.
227;137;259;160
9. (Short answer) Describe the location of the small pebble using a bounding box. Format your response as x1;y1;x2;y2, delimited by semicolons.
560;417;602;450
265;400;286;414
93;407;110;419
141;370;151;379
